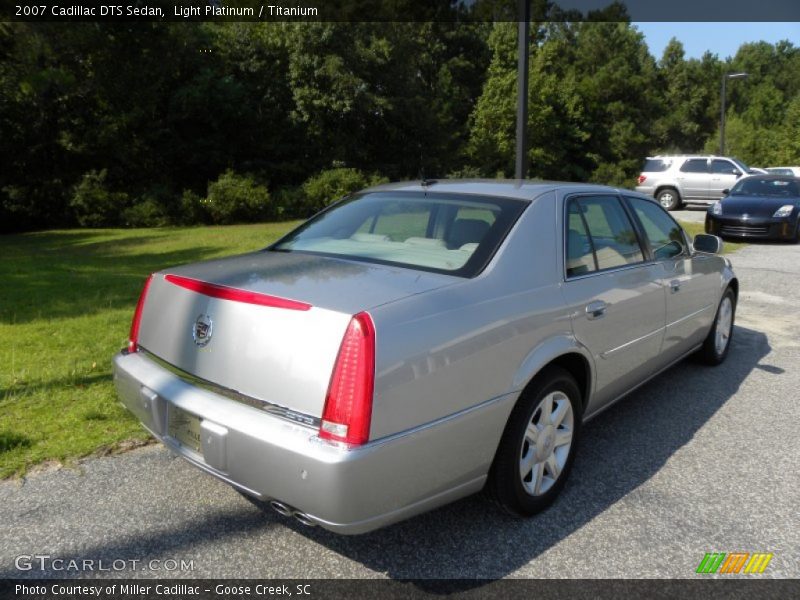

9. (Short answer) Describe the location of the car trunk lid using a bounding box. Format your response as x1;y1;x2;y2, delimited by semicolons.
135;250;455;418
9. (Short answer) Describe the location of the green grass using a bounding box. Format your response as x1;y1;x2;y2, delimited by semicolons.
0;223;299;478
0;219;743;478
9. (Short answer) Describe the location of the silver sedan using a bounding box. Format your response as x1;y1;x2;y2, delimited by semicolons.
113;180;737;534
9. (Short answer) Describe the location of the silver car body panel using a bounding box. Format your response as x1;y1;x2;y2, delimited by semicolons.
113;180;736;533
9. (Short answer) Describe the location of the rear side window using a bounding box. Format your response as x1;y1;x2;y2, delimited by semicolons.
566;195;644;277
627;197;686;260
680;159;709;173
642;159;670;172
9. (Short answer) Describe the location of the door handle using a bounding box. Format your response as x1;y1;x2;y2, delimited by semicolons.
670;279;681;293
585;300;607;320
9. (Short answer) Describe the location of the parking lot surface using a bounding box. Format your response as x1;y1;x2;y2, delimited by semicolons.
1;240;798;580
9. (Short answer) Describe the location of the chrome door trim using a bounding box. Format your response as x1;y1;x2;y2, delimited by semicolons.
599;326;665;359
665;304;714;330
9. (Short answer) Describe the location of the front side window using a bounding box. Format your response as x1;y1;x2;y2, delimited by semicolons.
680;159;709;173
271;192;526;277
565;195;644;276
711;159;739;175
627;197;686;260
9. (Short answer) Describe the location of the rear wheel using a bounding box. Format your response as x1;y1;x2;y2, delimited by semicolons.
487;367;581;516
696;288;736;365
656;188;681;211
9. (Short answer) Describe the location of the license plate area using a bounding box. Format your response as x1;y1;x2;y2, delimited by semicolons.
168;405;203;454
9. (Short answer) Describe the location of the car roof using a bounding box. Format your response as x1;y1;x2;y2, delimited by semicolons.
644;155;740;160
361;178;654;202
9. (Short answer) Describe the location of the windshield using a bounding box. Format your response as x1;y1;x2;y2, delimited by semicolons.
270;191;528;277
730;157;751;172
730;177;799;197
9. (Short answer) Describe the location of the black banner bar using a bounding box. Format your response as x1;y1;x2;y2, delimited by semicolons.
2;579;800;600
2;0;800;23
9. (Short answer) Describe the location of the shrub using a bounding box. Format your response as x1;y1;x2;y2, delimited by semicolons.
178;189;211;225
446;166;484;179
123;198;169;227
301;168;387;214
205;170;271;224
272;186;305;219
70;170;130;227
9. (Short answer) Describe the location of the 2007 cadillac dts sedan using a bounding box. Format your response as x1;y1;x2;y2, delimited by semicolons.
113;180;738;534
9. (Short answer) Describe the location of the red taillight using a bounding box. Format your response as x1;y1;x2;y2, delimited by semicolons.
319;312;375;446
128;274;154;353
637;174;647;185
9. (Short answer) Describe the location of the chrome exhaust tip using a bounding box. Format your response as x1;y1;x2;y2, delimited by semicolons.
269;500;295;518
294;512;317;527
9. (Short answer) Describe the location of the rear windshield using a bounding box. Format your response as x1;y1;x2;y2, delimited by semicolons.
731;177;799;197
270;192;528;277
642;159;671;173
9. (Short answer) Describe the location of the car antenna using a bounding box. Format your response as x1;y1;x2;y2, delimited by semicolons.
418;149;437;189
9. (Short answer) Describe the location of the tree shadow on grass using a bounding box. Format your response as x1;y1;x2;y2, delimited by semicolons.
0;372;110;400
0;230;226;324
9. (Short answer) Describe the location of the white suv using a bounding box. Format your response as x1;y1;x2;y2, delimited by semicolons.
635;155;755;211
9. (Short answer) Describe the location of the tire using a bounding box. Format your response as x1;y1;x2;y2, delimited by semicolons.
656;188;682;211
793;220;800;244
487;367;581;517
695;287;736;365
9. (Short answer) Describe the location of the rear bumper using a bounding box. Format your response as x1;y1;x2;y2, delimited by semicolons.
113;351;512;534
705;214;797;240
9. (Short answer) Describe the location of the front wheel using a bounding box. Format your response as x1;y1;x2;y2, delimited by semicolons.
695;288;736;365
487;367;581;516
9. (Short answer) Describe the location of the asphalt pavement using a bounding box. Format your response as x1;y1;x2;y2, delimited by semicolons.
2;240;799;580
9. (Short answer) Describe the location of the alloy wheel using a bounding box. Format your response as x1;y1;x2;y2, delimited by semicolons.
519;391;574;496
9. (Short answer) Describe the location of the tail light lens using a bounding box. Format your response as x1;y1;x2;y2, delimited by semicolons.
127;274;154;353
320;312;375;446
637;175;647;185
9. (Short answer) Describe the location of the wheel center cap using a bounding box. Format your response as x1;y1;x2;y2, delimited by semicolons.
537;425;555;459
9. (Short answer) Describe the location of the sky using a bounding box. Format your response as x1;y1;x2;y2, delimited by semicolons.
634;22;800;61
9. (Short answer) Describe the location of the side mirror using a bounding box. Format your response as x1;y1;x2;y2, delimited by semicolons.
721;189;730;196
733;169;742;178
694;233;723;255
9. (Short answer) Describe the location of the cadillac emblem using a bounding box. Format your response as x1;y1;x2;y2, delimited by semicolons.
193;314;213;347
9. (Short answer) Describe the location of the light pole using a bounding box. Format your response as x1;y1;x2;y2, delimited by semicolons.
515;0;530;179
719;72;748;156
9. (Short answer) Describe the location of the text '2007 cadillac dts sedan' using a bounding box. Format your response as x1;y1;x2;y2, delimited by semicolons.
113;180;738;534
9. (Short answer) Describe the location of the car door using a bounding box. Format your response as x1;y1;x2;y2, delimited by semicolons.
676;158;710;200
625;196;720;363
561;193;666;413
710;159;742;200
